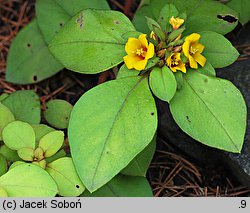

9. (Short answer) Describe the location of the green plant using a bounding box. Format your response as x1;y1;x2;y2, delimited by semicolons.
3;0;249;197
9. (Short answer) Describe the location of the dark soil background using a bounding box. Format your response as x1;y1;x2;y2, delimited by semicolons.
1;0;250;196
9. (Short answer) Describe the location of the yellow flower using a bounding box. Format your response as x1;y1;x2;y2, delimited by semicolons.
169;16;185;30
123;34;155;71
182;33;206;69
150;31;157;41
166;53;186;73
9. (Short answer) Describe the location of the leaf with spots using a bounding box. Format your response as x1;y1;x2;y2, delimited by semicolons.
46;157;85;196
68;76;157;192
49;9;136;74
36;0;110;43
170;71;247;153
6;20;63;84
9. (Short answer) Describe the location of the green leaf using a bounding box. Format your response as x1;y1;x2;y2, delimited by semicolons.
0;145;21;162
68;76;157;192
2;121;36;150
117;64;140;79
45;149;66;164
44;99;73;129
153;0;238;35
6;19;63;84
170;71;247;153
133;0;238;35
46;157;85;196
36;0;110;43
32;124;55;142
121;31;143;41
121;135;156;177
39;131;64;158
149;66;177;102
0;163;58;197
199;31;239;68
194;61;216;77
174;71;184;90
226;0;250;25
2;90;41;124
157;4;179;32
0;154;7;176
82;174;153;197
0;187;8;197
0;103;15;141
133;4;154;34
0;93;9;102
49;9;135;74
17;148;34;162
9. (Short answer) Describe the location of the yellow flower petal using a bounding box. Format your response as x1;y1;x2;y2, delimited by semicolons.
185;33;200;43
125;38;141;55
123;55;141;69
169;16;185;30
189;55;198;69
194;53;207;67
134;59;148;71
145;43;155;59
178;63;187;73
138;34;148;48
182;40;190;58
193;43;205;54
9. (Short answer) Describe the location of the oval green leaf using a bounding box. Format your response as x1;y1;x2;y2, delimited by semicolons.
17;148;34;162
68;76;157;192
121;135;156;177
170;71;247;153
82;174;153;197
39;131;64;158
44;99;73;129
0;103;15;141
2;90;41;124
117;64;140;79
149;66;177;102
46;157;85;196
36;0;110;43
6;19;63;84
199;31;239;68
49;9;136;74
2;121;36;150
0;163;58;197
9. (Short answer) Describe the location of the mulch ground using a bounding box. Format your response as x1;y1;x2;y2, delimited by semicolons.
1;0;250;197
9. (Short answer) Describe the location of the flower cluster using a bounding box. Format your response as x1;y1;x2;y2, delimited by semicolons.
123;16;206;73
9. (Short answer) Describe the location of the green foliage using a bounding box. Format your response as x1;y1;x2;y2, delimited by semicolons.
2;121;36;150
226;0;250;25
170;71;246;153
121;135;156;177
149;66;177;102
43;99;73;129
36;0;110;43
0;154;7;176
68;77;157;192
38;130;64;158
1;0;248;197
0;164;58;197
0;103;15;140
1;90;41;124
46;157;85;196
133;0;238;35
82;174;153;197
199;31;239;68
6;20;63;84
49;9;136;74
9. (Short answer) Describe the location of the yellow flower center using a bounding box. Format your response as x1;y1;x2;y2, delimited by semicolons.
190;46;199;55
135;48;146;57
171;56;179;66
